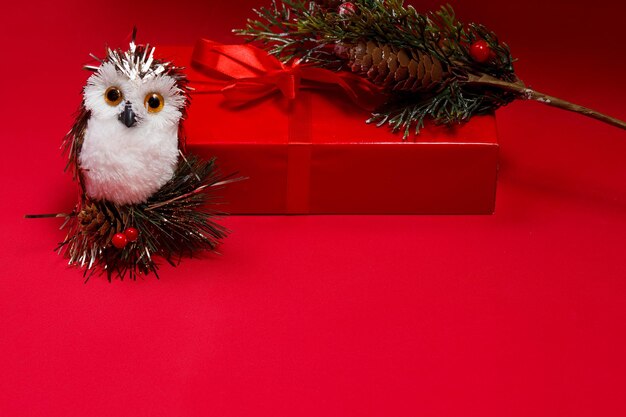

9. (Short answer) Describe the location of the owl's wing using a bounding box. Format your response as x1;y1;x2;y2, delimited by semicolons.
62;103;91;190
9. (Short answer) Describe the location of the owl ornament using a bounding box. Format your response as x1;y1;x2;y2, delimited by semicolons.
30;31;234;281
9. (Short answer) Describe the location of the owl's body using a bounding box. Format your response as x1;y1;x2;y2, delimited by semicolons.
79;102;179;205
69;38;188;205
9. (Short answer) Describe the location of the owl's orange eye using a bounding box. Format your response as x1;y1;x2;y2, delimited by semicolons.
104;87;123;106
144;92;164;113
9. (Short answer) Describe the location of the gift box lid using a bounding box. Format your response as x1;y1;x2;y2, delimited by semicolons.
158;46;498;146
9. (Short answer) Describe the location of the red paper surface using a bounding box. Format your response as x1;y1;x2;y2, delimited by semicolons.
2;1;626;417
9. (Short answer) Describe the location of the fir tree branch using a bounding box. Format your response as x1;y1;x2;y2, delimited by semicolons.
237;1;626;136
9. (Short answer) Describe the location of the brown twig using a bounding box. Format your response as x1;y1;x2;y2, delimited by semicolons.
24;213;73;219
145;176;246;211
466;74;626;130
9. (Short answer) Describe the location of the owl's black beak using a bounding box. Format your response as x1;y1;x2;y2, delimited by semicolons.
119;102;137;128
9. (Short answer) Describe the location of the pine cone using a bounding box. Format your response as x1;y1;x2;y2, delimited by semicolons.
77;202;121;243
345;41;449;93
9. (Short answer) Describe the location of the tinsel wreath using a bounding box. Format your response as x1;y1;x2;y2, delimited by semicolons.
54;155;231;281
237;0;626;138
27;31;237;281
28;159;232;282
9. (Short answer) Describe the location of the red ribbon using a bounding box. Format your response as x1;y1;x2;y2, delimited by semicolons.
190;39;384;213
191;39;382;110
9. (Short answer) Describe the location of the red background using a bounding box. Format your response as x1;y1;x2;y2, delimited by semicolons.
2;1;626;416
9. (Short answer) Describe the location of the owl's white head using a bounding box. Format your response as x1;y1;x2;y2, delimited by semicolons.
83;62;186;130
77;34;190;205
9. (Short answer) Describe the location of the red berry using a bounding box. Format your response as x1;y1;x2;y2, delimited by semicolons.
338;2;357;17
124;227;139;242
469;40;491;63
111;233;128;249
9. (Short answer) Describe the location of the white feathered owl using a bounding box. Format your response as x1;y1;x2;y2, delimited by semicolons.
56;31;229;281
67;32;189;204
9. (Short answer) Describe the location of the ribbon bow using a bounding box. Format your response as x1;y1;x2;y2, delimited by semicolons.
191;39;382;110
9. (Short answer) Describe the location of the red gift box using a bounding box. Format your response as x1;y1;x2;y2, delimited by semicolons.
158;44;499;214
